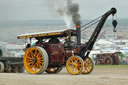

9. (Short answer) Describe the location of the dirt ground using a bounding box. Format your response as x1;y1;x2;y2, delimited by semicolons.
0;65;128;85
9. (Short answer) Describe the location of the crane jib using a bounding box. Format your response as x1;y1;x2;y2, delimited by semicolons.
81;8;117;58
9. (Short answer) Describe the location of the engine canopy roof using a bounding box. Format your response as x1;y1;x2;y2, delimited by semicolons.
17;29;77;39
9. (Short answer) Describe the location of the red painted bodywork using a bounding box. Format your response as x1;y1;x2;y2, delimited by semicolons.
44;43;84;64
45;43;65;64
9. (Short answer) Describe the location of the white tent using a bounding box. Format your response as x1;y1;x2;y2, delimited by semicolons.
96;39;115;45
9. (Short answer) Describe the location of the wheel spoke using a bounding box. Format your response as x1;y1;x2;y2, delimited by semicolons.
37;53;41;58
34;67;37;72
34;49;38;56
29;51;35;57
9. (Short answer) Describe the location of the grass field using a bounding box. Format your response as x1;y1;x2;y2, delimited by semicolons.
94;65;128;74
95;65;128;69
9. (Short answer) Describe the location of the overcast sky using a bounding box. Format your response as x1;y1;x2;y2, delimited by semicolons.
0;0;127;21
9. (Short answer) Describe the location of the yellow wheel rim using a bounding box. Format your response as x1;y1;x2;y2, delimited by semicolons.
24;47;45;74
82;57;94;74
66;56;83;75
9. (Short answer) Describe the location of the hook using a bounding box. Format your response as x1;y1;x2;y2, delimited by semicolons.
112;20;118;32
113;28;117;32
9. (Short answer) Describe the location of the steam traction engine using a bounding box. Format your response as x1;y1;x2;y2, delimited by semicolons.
18;8;117;75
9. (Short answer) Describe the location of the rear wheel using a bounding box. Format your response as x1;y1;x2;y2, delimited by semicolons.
45;66;63;74
66;56;83;75
82;57;94;74
0;62;4;73
24;46;49;74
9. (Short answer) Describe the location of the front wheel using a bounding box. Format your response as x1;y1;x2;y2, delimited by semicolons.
66;56;83;75
82;57;94;74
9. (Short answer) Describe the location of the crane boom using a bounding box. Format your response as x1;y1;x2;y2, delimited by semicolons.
81;8;117;58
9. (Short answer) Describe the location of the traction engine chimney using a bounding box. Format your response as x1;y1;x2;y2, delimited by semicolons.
76;24;81;46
